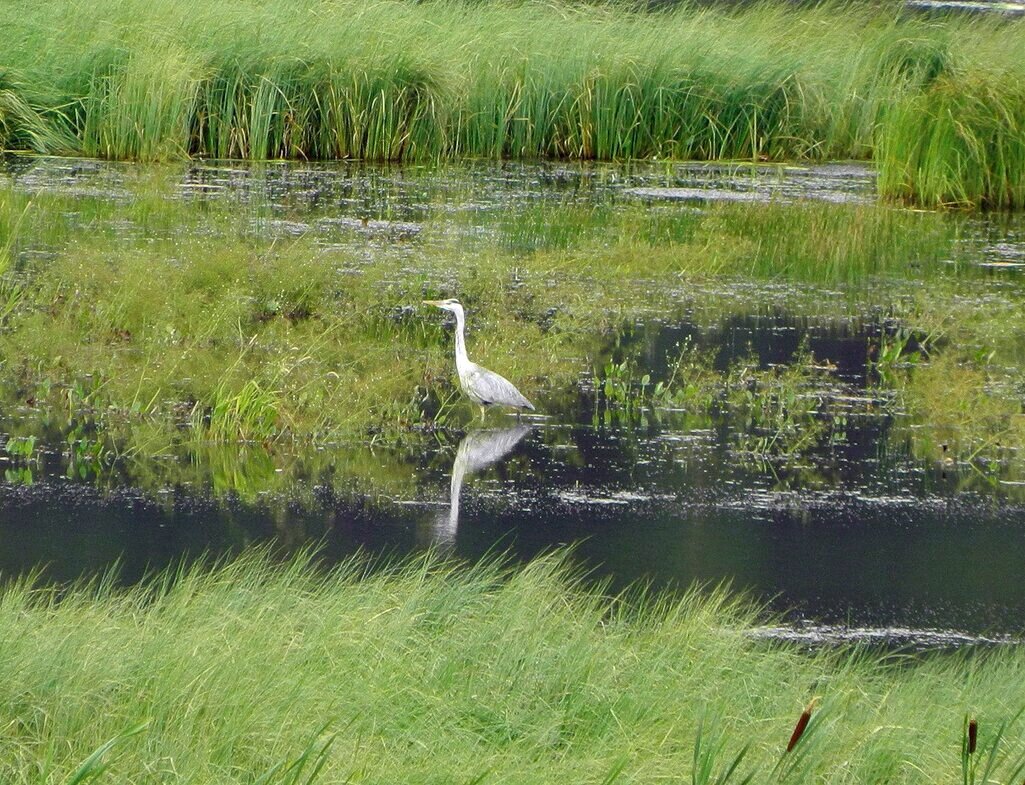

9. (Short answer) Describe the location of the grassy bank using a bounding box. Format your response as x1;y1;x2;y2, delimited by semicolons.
1;550;1023;784
2;0;1025;206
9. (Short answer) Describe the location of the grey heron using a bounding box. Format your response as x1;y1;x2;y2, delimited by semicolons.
423;298;535;420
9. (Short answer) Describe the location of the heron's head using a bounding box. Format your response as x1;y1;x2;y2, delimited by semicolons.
423;298;463;316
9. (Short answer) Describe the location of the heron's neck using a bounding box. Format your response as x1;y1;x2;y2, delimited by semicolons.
453;308;470;373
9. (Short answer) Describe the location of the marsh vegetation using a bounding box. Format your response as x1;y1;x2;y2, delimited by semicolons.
2;0;1025;206
0;156;1023;605
1;159;1022;473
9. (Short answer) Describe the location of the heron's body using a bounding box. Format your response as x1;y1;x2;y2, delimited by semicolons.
424;299;535;419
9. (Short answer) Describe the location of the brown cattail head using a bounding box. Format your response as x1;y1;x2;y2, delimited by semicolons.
968;719;978;755
786;698;820;754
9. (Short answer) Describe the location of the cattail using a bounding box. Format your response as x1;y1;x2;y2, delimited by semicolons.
786;698;819;753
967;718;978;755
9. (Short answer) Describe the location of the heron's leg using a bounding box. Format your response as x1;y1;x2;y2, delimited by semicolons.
478;404;487;421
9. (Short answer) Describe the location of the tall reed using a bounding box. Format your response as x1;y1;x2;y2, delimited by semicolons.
2;0;1025;206
877;70;1025;208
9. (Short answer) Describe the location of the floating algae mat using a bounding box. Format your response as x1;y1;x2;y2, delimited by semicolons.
2;156;1025;644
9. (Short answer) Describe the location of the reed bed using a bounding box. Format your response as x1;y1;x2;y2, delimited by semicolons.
2;0;1025;206
0;549;1023;784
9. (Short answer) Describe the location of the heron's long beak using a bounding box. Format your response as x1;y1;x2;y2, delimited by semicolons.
422;299;444;307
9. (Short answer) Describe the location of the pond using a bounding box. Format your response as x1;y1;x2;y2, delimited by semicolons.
2;154;1025;646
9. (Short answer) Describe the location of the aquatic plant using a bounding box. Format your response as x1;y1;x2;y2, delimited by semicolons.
869;326;926;386
593;336;721;420
896;351;1025;468
592;336;866;459
874;280;1025;475
959;713;1025;785
201;378;282;443
2;434;38;484
2;0;1025;205
0;169;1017;492
723;342;863;460
0;70;76;153
0;187;965;445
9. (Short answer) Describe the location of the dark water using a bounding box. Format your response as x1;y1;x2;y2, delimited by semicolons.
4;448;1024;633
2;155;1025;646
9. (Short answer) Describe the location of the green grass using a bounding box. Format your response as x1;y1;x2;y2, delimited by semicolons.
877;69;1025;208
1;549;1024;784
2;0;1025;206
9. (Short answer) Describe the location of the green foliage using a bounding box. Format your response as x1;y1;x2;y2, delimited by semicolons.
203;378;281;442
960;711;1025;785
692;712;753;785
64;424;111;481
875;280;1025;473
0;70;77;153
594;336;721;420
726;345;847;460
4;434;36;460
63;722;150;785
594;338;862;459
897;351;1025;466
3;434;38;484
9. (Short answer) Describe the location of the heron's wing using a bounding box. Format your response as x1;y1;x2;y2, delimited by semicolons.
466;364;534;410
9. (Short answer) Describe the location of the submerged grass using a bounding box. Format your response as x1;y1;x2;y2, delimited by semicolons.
0;179;966;449
1;549;1024;784
2;0;1025;206
882;284;1025;474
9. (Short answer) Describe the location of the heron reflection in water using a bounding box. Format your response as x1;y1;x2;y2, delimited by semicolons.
430;425;533;545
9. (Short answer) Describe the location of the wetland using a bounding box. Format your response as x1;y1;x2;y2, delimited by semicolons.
5;2;1025;780
2;154;1025;643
